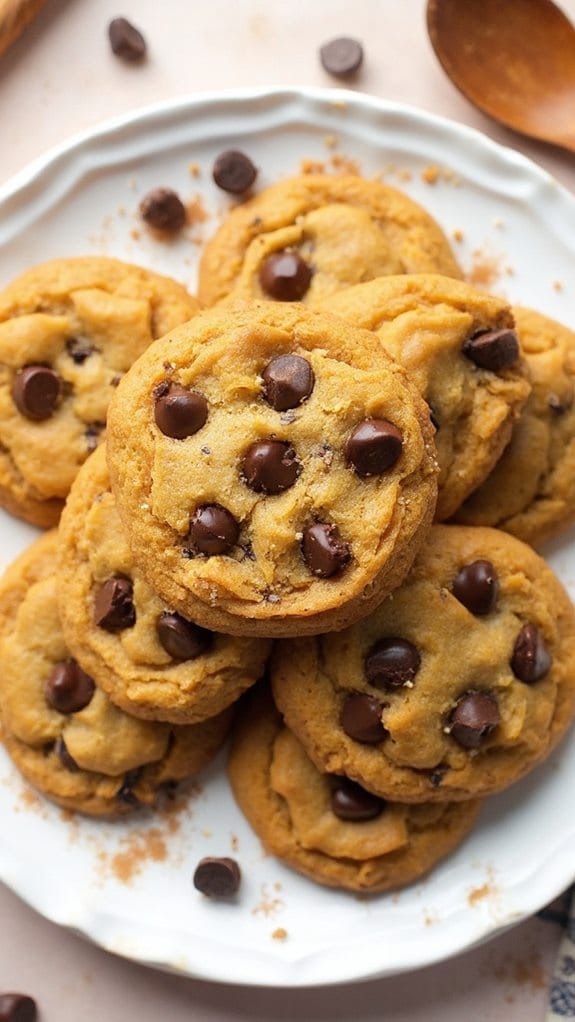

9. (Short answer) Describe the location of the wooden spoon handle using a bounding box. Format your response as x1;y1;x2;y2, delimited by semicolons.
0;0;46;59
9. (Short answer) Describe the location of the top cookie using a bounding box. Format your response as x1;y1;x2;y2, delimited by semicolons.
198;175;461;307
107;301;438;637
0;257;199;527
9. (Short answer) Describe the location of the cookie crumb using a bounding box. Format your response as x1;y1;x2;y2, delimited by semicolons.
468;882;494;906
493;217;505;229
188;162;201;177
300;158;326;175
553;280;564;292
452;228;465;243
329;153;361;176
324;134;338;149
421;165;440;185
272;927;288;941
186;195;209;225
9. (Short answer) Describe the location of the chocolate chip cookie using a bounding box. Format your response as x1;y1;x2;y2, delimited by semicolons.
0;532;230;816
228;687;480;893
198;174;461;307
323;275;531;520
0;257;199;528
106;301;438;637
271;525;575;801
58;445;272;724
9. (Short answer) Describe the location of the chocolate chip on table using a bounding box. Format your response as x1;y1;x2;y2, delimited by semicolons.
301;521;351;578
345;418;403;477
212;150;257;194
139;188;186;232
154;382;208;438
462;327;520;371
188;504;239;555
242;440;301;494
55;736;80;773
66;338;94;364
341;693;388;744
258;251;313;301
451;559;499;615
261;354;315;411
330;777;385;822
108;17;147;61
12;365;61;421
319;36;364;78
193;856;241;898
45;661;95;715
364;638;421;690
511;623;552;683
94;577;136;632
157;612;212;660
0;993;37;1022
449;690;500;749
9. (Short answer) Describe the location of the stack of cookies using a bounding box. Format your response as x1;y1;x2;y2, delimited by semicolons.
1;172;575;898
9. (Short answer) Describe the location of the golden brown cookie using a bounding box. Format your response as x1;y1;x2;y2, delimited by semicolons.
198;174;461;307
272;525;575;802
228;687;480;893
0;257;199;528
455;307;575;545
107;301;438;637
323;275;531;520
58;445;272;724
0;532;230;816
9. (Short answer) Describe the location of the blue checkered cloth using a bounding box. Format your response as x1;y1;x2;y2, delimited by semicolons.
547;887;575;1018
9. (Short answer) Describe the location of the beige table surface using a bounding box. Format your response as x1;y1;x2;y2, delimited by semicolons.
0;1;574;1019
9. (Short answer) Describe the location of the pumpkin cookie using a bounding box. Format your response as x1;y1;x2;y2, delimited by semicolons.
272;525;575;801
0;257;199;527
228;687;480;893
0;532;230;816
58;445;272;724
324;275;531;520
107;301;438;637
198;174;461;307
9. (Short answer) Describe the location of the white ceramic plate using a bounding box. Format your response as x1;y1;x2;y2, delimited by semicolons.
1;87;575;988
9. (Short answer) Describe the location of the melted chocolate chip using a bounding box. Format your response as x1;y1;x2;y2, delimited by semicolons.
45;661;95;714
341;693;388;744
511;623;552;683
301;521;351;578
451;559;499;615
154;382;208;438
345;418;403;477
261;354;315;411
330;777;385;821
0;993;37;1022
139;188;186;231
188;504;239;555
93;577;136;632
258;250;312;301
449;691;500;749
463;328;520;371
157;612;212;660
66;337;94;363
242;440;301;494
320;36;364;77
56;737;79;773
108;17;147;60
212;150;257;194
193;856;241;898
12;365;61;421
364;638;421;690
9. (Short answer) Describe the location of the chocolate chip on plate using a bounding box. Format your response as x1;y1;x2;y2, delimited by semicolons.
258;251;313;301
45;661;95;715
341;693;388;744
154;382;208;438
157;612;212;660
511;623;552;683
108;17;147;61
55;736;80;773
301;521;351;578
212;150;257;194
345;418;403;477
94;577;136;632
261;354;315;411
463;328;520;371
364;638;421;690
139;188;186;231
0;992;37;1022
330;777;385;822
242;439;301;495
188;504;239;555
451;559;499;615
12;365;61;421
449;690;500;749
193;856;241;898
319;36;364;78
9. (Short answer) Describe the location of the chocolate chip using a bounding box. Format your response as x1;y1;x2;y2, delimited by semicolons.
0;993;37;1022
463;328;520;371
188;504;239;555
45;661;95;714
258;251;312;301
364;638;421;690
56;737;79;773
320;36;364;77
108;17;147;61
341;693;388;744
117;769;142;807
330;777;385;821
12;365;61;421
66;338;94;363
157;612;212;660
511;623;552;683
94;577;136;632
193;856;241;898
154;382;208;438
139;188;186;231
430;767;446;789
451;559;499;615
85;421;104;452
212;150;257;194
449;691;500;749
345;418;403;477
301;521;351;578
548;393;571;414
261;354;315;411
242;440;301;494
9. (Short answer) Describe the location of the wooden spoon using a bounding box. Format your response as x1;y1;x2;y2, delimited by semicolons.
427;0;575;153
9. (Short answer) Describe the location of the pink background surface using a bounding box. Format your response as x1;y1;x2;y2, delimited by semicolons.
1;1;574;1018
